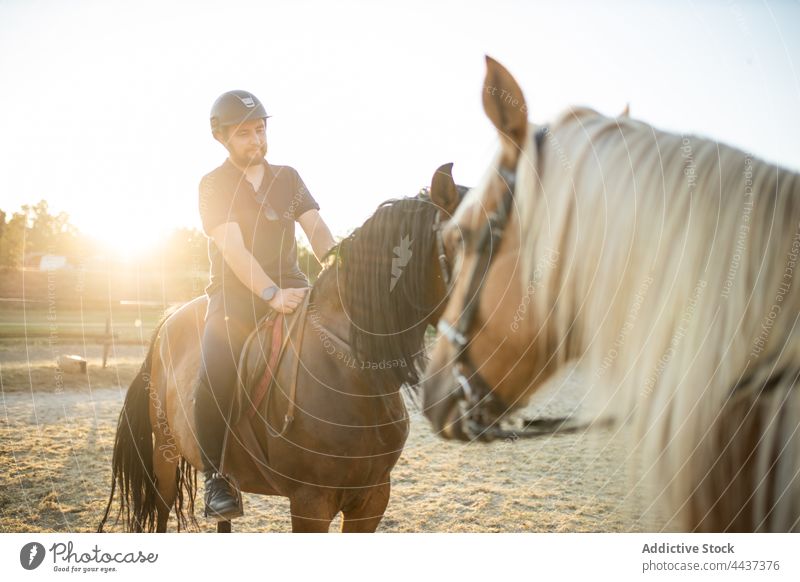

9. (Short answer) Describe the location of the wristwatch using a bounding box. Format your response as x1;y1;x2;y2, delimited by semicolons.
260;285;279;303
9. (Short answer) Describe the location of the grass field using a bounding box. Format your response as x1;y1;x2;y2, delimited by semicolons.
0;305;166;343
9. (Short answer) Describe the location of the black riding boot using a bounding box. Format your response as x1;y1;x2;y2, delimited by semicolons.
203;470;243;521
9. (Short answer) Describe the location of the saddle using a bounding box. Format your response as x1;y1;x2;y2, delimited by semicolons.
218;295;310;489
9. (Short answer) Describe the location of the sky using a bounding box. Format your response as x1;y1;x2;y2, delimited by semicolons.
1;0;799;255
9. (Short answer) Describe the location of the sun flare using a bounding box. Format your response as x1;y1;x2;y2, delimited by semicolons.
77;215;175;261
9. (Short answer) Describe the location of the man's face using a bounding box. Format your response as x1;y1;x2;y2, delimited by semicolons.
218;118;267;167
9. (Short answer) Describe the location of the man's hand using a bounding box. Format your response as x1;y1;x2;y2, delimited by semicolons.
268;287;308;314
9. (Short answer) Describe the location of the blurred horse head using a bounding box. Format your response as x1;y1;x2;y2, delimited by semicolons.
422;56;800;532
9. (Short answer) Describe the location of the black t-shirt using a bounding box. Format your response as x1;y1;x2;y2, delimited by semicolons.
199;159;320;294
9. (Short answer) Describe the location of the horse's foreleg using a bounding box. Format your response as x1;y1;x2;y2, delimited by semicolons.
341;483;391;533
289;491;338;532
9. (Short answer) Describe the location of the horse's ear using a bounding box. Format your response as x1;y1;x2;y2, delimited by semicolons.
619;103;631;118
430;163;460;215
483;56;528;164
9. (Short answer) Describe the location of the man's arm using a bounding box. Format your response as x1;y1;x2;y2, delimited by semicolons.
297;209;336;261
209;222;306;313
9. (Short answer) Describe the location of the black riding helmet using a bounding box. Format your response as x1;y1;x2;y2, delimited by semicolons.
209;90;269;137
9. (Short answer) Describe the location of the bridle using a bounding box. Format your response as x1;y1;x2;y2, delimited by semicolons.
432;205;454;290
431;127;592;441
434;159;519;441
430;183;471;291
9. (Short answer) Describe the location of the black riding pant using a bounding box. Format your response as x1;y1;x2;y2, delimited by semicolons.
195;288;269;473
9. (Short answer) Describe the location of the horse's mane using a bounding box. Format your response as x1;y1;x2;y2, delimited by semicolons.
502;107;800;525
312;191;457;388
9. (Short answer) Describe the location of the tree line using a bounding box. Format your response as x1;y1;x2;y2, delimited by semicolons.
0;200;321;282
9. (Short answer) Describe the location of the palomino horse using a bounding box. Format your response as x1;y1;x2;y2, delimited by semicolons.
422;57;800;532
98;164;465;532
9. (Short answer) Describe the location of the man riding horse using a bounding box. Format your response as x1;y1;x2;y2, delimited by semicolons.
197;90;336;520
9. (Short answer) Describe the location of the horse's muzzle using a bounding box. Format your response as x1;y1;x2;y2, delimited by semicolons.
421;365;468;440
421;363;505;442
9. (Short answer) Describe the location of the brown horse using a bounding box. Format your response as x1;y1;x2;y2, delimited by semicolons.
98;164;465;533
422;57;800;532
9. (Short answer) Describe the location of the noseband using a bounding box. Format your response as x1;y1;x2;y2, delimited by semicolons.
433;127;585;441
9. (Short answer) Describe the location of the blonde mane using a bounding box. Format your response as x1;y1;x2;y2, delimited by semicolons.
502;107;800;530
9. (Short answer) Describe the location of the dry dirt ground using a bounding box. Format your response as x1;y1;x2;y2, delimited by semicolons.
1;341;671;533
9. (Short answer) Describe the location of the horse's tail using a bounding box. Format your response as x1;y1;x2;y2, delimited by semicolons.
693;366;800;532
97;316;167;533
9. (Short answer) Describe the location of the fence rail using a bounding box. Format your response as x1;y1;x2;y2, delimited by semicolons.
0;298;179;368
